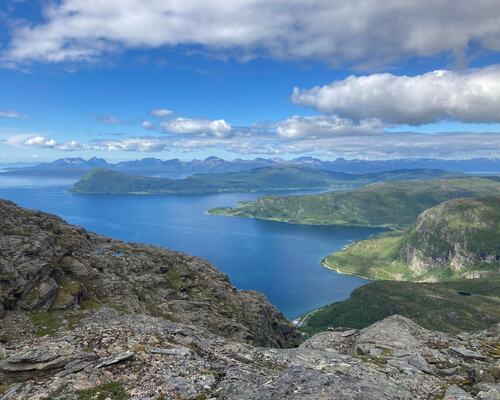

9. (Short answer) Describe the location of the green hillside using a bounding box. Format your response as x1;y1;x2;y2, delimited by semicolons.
70;167;455;195
300;278;500;336
211;177;500;228
323;197;500;281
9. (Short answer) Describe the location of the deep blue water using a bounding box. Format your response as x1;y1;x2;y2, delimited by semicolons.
0;176;383;318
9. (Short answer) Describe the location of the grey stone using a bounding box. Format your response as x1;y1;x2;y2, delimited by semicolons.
451;346;488;361
443;385;474;400
95;351;135;368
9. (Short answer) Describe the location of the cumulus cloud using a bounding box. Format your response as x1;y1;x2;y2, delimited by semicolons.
161;117;233;138
0;109;28;119
93;137;167;152
150;109;174;118
21;135;83;150
292;66;500;125
17;134;168;152
276;115;383;139
4;1;500;66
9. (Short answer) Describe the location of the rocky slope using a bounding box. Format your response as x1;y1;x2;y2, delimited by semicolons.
0;199;299;348
1;200;499;399
323;197;500;281
402;197;500;277
1;313;499;399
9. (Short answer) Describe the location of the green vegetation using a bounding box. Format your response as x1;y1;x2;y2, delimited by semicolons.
211;177;500;228
76;382;127;400
300;278;500;336
322;231;411;280
70;167;456;195
323;197;500;281
30;311;62;336
0;384;10;396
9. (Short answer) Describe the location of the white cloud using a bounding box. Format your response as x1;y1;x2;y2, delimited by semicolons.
17;134;168;152
292;65;500;125
98;115;125;125
0;110;28;119
4;1;500;66
21;135;83;150
23;136;57;147
161;117;233;138
141;120;154;130
93;137;167;152
276;115;383;139
150;109;174;118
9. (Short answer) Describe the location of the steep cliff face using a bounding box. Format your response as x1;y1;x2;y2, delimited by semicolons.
0;200;300;348
323;196;500;281
402;197;500;277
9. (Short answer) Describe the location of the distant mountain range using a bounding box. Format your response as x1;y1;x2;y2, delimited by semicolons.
2;156;500;178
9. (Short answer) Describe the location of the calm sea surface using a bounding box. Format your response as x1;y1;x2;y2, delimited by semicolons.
0;175;384;318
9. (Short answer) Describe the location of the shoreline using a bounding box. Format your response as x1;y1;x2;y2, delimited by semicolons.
320;257;373;281
208;210;401;230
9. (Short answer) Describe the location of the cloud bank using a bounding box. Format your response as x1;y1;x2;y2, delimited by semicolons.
4;0;500;66
292;66;500;125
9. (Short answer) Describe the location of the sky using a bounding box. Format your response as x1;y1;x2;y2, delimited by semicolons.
1;1;500;162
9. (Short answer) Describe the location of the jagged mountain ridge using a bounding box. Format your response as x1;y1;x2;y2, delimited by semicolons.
3;156;500;178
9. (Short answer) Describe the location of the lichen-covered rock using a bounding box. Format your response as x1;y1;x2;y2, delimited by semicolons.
1;313;498;399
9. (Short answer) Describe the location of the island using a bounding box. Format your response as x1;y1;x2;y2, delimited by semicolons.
70;166;457;195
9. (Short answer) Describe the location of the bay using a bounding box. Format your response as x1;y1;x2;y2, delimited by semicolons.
0;175;383;318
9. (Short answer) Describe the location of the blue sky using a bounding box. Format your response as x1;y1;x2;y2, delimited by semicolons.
1;1;500;162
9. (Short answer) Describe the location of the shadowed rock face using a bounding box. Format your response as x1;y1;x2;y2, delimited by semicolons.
0;200;499;399
0;199;300;348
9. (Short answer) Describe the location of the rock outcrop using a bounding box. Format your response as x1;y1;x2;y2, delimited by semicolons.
402;197;500;277
0;200;499;399
0;199;299;348
0;312;498;399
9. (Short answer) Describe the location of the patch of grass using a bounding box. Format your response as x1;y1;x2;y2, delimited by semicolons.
76;382;127;400
29;311;62;336
79;298;102;310
52;278;82;308
0;384;10;396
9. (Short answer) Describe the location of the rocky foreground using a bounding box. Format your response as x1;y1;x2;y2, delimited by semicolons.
0;200;499;399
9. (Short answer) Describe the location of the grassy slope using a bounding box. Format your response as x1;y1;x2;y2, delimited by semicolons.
323;197;500;281
301;278;500;336
71;167;456;195
211;177;500;228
